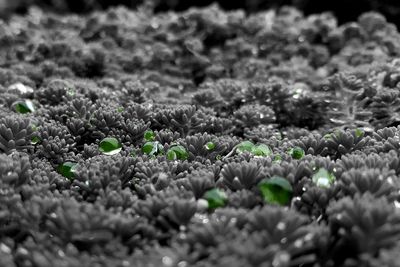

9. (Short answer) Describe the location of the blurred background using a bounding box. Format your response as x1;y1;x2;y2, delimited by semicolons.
1;0;400;27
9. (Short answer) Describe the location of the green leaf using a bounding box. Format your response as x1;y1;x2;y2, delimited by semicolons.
273;154;282;163
355;128;364;138
203;188;228;209
144;130;155;141
288;146;305;159
312;168;335;188
258;176;293;205
58;162;78;179
167;145;189;160
204;141;216;151
99;137;122;155
251;144;272;157
31;136;41;145
236;141;255;154
116;107;124;113
14;100;35;114
142;141;163;156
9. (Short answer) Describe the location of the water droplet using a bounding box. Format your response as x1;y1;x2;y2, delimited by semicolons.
178;233;187;240
57;250;65;257
277;222;286;231
99;137;122;155
272;252;290;267
304;233;314;241
196;199;209;211
14;100;35;114
280;237;287;244
0;243;11;254
177;261;188;267
8;83;34;94
17;247;29;256
57;162;77;179
162;256;173;266
294;239;303;247
194;213;209;224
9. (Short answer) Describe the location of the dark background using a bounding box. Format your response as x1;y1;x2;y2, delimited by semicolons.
1;0;400;27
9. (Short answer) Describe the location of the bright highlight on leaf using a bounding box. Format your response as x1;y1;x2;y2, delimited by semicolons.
58;162;78;179
203;188;228;209
312;168;335;188
31;136;40;145
144;130;155;141
99;137;122;155
204;141;216;151
288;146;305;159
167;145;189;160
258;176;293;205
14;100;35;114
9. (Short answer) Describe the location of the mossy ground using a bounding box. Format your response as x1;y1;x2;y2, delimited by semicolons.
1;4;400;267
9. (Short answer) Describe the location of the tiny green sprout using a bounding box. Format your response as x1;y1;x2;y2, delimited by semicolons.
99;137;122;155
142;141;164;157
58;162;78;179
130;149;137;157
14;100;35;114
323;133;332;140
273;154;282;163
216;155;222;160
312;168;335;188
251;144;272;157
167;145;189;161
31;136;40;145
288;146;305;160
203;188;228;209
117;107;124;113
204;141;216;151
236;141;255;154
66;88;75;96
258;176;293;205
144;130;155;141
355;128;364;138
